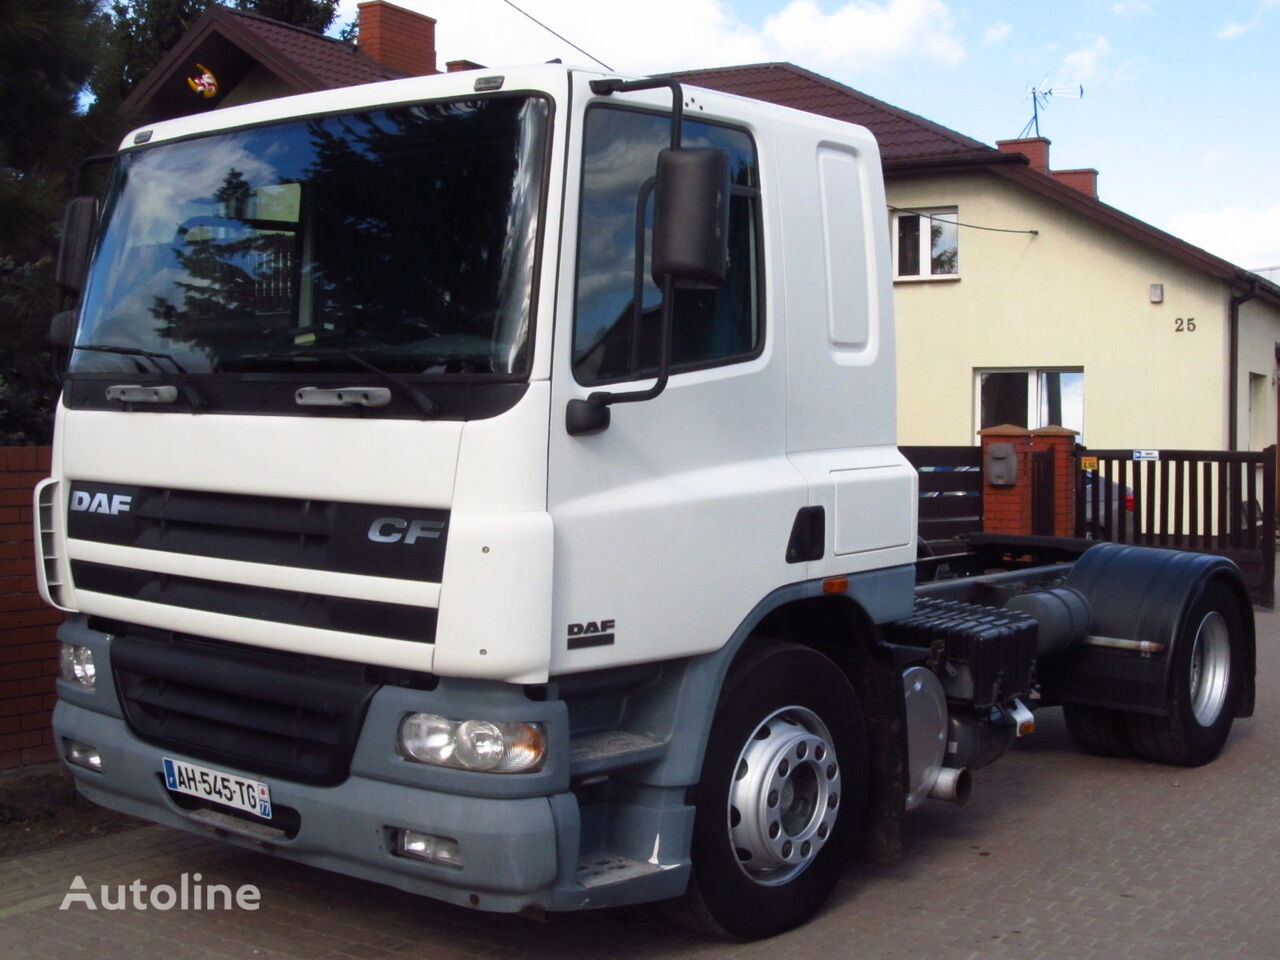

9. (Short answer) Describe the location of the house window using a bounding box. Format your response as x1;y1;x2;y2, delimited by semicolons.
975;369;1084;439
894;207;958;279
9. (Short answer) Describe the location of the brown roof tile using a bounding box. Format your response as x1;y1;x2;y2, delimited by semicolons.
226;9;402;88
672;62;992;162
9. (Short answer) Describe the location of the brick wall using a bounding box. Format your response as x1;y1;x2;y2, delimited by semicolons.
0;446;60;769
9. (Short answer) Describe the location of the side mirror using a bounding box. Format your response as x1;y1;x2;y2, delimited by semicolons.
56;196;99;297
651;147;731;289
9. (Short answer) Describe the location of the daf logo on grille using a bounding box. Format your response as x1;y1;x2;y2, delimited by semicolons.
70;491;133;515
367;517;444;544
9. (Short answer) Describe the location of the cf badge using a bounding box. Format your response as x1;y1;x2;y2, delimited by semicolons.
367;517;444;544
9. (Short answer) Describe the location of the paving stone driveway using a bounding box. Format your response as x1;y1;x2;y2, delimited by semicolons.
4;608;1278;960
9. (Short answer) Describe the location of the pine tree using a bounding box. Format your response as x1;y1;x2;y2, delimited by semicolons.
0;0;102;442
239;0;337;34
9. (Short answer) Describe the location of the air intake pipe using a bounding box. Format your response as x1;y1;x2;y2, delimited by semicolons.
1004;586;1091;657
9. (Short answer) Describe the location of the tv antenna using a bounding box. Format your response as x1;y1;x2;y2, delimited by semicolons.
1019;78;1084;138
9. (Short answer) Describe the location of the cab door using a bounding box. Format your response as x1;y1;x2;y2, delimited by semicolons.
545;79;801;675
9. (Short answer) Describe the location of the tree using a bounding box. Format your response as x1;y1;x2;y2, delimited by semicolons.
239;0;337;34
0;0;102;443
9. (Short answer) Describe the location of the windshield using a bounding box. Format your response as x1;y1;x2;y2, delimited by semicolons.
73;95;549;379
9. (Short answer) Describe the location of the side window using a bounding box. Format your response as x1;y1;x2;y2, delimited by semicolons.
573;107;761;384
894;207;957;279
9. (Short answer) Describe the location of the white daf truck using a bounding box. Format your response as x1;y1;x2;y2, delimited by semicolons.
40;64;1254;940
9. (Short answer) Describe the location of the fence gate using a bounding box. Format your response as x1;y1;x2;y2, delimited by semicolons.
1075;445;1276;607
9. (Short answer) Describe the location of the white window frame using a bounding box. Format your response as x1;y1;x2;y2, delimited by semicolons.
973;367;1085;442
892;206;959;281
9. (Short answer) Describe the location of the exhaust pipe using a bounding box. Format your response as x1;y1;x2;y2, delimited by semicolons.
928;766;971;805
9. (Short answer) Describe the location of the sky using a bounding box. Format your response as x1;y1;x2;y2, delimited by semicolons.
332;0;1280;272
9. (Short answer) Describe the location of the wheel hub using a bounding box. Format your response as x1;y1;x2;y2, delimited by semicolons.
727;706;840;885
1189;610;1231;727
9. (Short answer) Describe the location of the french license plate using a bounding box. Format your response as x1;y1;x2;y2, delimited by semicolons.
163;757;272;820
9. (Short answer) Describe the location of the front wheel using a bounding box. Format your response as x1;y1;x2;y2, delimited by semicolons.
675;643;867;940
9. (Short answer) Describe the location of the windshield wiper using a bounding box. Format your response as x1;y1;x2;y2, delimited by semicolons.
337;350;439;418
74;344;207;411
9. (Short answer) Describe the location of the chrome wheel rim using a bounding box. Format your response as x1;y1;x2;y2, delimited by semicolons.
1189;610;1231;727
727;706;840;886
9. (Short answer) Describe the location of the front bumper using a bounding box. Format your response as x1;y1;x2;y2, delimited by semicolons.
51;613;592;914
55;698;566;912
53;615;691;913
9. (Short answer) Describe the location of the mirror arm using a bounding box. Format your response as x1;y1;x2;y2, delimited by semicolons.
565;277;674;437
568;77;687;437
589;77;684;149
588;276;675;408
574;177;672;412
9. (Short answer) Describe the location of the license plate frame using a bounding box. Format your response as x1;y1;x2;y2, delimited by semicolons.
163;757;273;820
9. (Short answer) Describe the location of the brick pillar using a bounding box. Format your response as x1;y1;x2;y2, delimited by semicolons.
979;425;1033;535
1030;426;1080;539
0;446;61;769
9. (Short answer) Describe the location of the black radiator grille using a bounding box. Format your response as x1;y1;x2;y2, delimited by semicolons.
112;631;381;786
73;561;437;643
67;481;449;582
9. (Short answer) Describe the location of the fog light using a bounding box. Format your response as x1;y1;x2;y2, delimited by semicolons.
65;740;102;771
398;713;546;773
396;829;463;868
59;643;96;689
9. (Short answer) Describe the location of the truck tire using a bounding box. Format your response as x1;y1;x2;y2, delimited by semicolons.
1062;704;1133;757
675;642;867;940
1125;579;1243;767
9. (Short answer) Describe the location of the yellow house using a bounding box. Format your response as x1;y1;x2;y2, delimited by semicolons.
680;63;1280;452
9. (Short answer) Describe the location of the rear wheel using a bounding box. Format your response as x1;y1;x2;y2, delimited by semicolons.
1063;704;1133;757
675;643;867;940
1126;580;1243;766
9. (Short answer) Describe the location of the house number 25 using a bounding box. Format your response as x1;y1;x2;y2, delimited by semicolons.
1175;317;1196;332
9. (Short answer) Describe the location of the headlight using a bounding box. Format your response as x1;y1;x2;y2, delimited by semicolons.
59;643;96;689
398;713;546;773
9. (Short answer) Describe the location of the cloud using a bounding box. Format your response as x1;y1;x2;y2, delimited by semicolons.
983;21;1011;45
1216;0;1280;39
1110;1;1151;13
763;0;965;68
1061;35;1110;80
333;0;966;74
1166;203;1280;270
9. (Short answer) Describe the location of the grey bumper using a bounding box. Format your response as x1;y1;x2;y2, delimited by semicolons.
55;698;570;913
52;615;693;913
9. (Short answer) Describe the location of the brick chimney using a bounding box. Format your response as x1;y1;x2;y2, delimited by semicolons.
1050;168;1099;198
997;137;1050;172
446;59;485;73
997;137;1099;198
357;1;437;76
